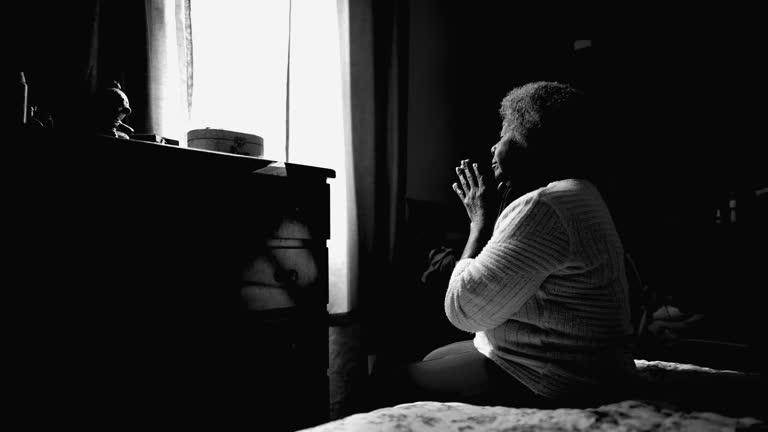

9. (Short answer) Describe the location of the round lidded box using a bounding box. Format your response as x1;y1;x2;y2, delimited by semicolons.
187;128;264;157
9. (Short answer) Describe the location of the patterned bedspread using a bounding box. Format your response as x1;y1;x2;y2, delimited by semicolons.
299;400;763;432
298;360;765;432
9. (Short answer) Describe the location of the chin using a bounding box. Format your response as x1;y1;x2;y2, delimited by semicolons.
492;168;504;183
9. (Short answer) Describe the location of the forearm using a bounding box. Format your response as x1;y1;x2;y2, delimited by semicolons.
447;235;542;332
460;223;493;260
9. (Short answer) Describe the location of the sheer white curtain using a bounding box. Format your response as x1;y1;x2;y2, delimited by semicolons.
287;0;352;314
146;0;192;143
183;0;352;314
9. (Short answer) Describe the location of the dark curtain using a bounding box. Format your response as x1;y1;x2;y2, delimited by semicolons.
347;0;410;364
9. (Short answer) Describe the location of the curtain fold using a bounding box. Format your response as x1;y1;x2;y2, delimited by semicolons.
145;0;192;143
342;0;409;356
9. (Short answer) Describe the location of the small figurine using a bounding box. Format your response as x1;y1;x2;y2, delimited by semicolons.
90;81;133;139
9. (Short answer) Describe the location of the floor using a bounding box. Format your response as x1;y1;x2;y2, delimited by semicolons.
328;320;368;420
326;310;471;422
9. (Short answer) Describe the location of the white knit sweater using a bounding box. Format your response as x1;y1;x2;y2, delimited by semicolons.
445;179;636;399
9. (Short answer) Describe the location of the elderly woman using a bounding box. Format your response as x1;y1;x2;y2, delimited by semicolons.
369;81;636;409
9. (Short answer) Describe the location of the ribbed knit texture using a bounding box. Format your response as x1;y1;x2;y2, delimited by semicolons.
446;179;636;399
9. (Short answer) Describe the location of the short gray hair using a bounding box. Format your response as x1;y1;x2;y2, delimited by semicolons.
500;81;599;181
499;81;591;150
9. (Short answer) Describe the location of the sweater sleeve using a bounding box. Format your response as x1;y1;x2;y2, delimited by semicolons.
445;192;570;332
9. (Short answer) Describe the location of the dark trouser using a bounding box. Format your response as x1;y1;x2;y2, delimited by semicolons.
366;341;557;410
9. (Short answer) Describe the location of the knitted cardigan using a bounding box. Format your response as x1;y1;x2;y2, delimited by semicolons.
446;179;636;399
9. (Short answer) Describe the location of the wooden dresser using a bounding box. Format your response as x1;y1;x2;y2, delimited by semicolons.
8;130;334;429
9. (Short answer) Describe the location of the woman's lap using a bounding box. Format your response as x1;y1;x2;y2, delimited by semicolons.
368;340;553;409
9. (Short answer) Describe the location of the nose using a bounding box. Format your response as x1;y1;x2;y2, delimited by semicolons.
491;144;497;155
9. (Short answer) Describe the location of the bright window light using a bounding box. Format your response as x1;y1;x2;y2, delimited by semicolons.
191;0;289;160
190;0;350;313
288;0;349;314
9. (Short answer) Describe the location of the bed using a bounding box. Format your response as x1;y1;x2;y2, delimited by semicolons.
299;359;765;431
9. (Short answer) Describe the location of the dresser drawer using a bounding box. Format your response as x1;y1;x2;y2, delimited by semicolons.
272;186;330;240
240;176;330;241
240;243;327;311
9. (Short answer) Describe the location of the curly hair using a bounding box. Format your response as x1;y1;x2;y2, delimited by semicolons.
500;81;591;146
499;81;598;180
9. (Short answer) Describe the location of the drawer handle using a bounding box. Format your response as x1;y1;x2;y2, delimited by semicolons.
274;268;299;285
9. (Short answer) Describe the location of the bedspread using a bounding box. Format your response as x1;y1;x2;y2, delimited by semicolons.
298;359;765;431
298;399;763;431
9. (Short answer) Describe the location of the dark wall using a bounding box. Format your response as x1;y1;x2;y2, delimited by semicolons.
407;2;575;207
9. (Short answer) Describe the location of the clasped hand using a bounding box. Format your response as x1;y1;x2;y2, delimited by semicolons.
452;159;497;231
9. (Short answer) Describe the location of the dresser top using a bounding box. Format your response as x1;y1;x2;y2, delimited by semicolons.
18;128;336;180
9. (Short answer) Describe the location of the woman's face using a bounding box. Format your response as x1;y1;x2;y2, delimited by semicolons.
491;122;526;183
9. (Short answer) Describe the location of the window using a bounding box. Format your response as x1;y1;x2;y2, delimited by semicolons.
190;0;350;313
190;0;289;160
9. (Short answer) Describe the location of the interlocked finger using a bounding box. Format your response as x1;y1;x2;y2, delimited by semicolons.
456;166;469;194
462;160;477;189
452;182;464;197
472;163;484;187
